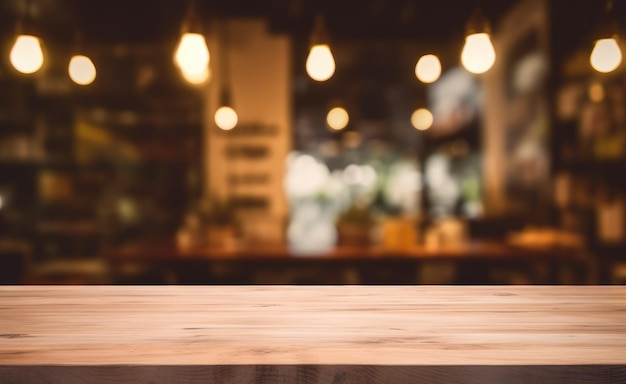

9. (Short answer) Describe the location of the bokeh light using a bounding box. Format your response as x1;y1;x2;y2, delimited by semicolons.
68;55;97;85
306;44;336;81
415;54;442;83
326;107;349;130
214;106;238;130
10;35;44;74
411;108;434;131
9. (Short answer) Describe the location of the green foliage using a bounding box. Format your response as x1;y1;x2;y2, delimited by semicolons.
337;202;375;226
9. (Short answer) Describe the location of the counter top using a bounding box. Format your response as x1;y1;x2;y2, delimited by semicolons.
2;285;625;365
1;286;625;383
105;238;586;261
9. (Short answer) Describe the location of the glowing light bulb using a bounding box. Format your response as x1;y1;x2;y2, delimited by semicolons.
10;35;44;74
68;55;96;85
175;33;210;79
306;44;335;81
181;66;210;85
415;54;442;83
411;108;433;131
326;107;349;130
461;33;496;74
590;37;622;73
215;106;238;130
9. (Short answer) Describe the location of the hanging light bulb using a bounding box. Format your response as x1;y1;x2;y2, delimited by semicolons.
415;54;442;83
306;15;335;81
9;1;44;75
215;106;238;130
462;33;496;74
175;1;210;82
214;22;237;130
411;108;434;131
590;0;622;73
175;33;210;77
307;45;335;81
215;87;238;130
590;37;622;73
68;55;96;85
461;9;496;75
326;107;349;131
10;34;44;74
67;33;96;85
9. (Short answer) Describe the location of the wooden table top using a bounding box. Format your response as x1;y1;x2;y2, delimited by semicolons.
1;285;625;366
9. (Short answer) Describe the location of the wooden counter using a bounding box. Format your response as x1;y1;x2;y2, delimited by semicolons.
105;239;591;284
107;238;581;261
1;286;625;383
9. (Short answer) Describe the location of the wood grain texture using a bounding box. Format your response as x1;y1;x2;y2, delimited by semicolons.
2;286;626;383
1;286;625;367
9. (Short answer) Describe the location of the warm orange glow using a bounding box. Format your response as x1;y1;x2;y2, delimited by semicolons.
175;33;210;80
461;33;496;74
326;107;349;130
590;37;622;73
214;106;238;130
415;54;442;83
181;67;210;85
68;55;97;85
411;108;434;131
10;35;44;74
588;83;605;103
306;44;335;81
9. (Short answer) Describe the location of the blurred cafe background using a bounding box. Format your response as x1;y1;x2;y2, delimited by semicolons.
1;0;626;285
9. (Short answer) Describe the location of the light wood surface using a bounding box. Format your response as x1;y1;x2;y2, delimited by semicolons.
2;286;626;383
1;285;625;365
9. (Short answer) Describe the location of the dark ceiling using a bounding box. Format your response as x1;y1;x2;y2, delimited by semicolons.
0;0;623;64
1;0;522;46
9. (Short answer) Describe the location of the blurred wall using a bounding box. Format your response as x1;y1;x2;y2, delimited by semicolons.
483;0;550;215
204;19;292;242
